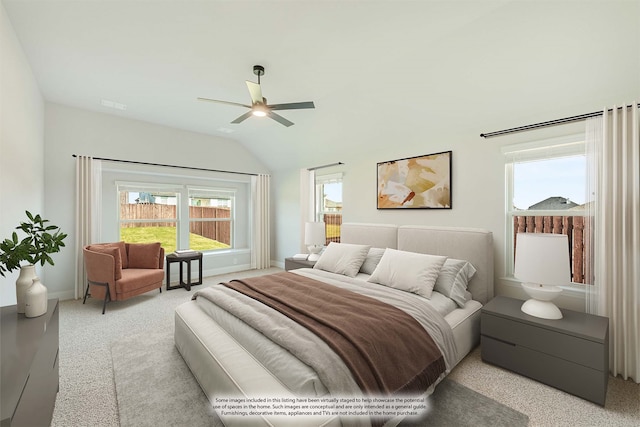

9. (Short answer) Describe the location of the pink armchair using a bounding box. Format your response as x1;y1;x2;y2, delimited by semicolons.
83;241;164;314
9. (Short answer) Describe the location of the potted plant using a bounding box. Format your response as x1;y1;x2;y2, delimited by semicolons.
0;211;67;314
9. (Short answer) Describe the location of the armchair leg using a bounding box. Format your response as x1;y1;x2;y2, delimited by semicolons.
85;280;111;314
102;286;110;315
83;281;91;304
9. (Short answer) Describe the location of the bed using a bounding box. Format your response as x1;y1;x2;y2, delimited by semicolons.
174;223;493;427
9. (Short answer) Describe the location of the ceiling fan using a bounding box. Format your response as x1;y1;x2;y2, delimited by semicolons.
198;65;315;127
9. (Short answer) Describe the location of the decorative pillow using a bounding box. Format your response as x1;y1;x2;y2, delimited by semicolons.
127;242;162;269
95;241;128;268
434;258;477;307
88;245;122;280
367;249;447;298
359;247;386;275
313;242;370;277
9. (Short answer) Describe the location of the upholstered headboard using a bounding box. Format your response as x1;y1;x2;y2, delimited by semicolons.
340;223;398;249
340;223;494;304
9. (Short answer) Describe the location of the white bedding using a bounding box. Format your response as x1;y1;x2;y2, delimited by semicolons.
191;267;479;400
175;224;493;427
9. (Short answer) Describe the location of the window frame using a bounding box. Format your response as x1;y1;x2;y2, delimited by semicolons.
116;181;243;254
503;134;587;284
117;182;181;252
314;172;343;244
187;187;236;251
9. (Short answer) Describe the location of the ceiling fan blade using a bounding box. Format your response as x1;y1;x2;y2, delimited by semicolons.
231;111;254;124
269;101;315;111
268;111;294;127
246;81;263;105
197;97;251;109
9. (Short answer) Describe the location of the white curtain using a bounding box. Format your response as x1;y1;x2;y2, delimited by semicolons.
74;156;102;299
299;168;316;253
250;174;270;269
585;103;639;383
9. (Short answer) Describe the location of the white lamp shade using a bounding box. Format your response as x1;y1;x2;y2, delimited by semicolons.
304;222;326;246
514;233;570;286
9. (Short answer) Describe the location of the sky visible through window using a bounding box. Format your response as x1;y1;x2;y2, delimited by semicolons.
513;155;586;210
323;182;342;202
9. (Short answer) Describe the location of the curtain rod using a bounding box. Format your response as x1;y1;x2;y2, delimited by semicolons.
307;162;344;171
71;154;260;176
480;103;640;138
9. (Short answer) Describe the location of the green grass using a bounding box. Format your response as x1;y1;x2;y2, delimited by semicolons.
120;226;229;254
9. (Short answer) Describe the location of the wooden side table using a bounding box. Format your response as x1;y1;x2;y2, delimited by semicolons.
481;295;609;405
166;251;203;291
284;257;316;271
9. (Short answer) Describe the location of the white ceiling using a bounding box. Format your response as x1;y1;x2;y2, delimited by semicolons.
4;0;638;171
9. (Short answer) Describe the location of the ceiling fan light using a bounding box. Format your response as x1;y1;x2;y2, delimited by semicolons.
252;109;267;117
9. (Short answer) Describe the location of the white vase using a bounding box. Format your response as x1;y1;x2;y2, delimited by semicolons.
25;276;48;318
15;265;36;313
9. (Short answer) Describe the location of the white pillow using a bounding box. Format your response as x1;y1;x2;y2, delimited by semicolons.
359;247;386;275
367;249;447;298
434;258;477;308
313;242;370;277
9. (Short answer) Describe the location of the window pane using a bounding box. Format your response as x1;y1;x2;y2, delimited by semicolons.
119;190;178;252
316;180;342;244
189;193;233;251
513;155;586;210
509;154;590;284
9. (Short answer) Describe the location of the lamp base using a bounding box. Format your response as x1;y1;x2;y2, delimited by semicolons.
521;298;563;320
307;245;323;262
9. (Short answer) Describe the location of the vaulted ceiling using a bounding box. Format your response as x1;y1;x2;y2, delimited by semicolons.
4;1;638;171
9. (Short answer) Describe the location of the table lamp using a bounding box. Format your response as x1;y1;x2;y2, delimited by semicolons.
305;222;326;261
514;233;570;320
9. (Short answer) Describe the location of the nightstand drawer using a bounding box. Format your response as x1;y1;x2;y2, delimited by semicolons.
482;335;607;405
482;313;605;370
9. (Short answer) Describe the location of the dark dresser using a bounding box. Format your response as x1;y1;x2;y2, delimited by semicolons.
481;295;609;406
1;299;59;426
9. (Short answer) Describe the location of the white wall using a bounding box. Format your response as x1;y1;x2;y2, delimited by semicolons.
271;0;640;313
0;3;45;306
43;103;270;300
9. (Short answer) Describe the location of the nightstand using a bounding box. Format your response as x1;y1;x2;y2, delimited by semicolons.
481;296;609;406
284;257;316;271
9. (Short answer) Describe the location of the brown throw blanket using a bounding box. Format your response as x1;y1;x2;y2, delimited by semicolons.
223;271;446;396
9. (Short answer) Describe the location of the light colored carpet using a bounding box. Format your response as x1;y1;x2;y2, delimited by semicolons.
52;267;640;427
111;329;528;427
111;331;223;427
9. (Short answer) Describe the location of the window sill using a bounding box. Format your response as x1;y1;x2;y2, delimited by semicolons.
200;248;250;256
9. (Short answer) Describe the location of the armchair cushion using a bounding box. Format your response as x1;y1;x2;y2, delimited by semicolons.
90;241;128;268
86;244;122;280
128;242;162;269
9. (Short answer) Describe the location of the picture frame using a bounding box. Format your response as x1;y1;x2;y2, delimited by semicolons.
377;150;452;209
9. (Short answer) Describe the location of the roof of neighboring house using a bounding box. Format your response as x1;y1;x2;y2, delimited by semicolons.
325;198;342;210
528;197;578;210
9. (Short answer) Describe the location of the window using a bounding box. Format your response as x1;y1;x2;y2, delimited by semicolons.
118;187;179;253
188;188;234;251
315;173;342;244
118;183;239;254
504;136;590;284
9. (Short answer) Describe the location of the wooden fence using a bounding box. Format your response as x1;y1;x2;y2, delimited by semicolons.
121;204;231;245
514;215;590;284
323;213;342;244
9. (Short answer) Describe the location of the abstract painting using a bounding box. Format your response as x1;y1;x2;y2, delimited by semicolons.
377;151;452;209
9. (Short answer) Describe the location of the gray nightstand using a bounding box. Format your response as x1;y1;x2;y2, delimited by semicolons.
481;296;609;406
284;257;316;271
